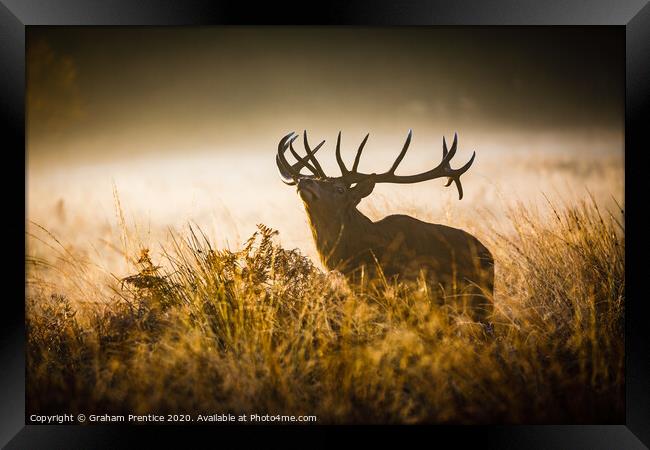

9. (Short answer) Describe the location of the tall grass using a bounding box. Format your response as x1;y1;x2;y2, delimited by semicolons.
25;196;624;423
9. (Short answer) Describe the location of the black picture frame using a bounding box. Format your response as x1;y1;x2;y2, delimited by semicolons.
2;1;649;448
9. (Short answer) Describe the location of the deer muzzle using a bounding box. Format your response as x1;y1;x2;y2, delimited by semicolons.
297;178;319;201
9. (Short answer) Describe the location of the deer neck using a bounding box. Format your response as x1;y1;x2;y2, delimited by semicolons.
305;207;373;270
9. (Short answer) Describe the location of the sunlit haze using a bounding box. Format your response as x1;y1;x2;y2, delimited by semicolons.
27;27;624;273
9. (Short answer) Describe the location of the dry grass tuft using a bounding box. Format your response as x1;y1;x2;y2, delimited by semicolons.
26;197;624;423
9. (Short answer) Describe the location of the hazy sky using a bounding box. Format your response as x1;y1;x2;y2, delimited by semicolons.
27;26;624;165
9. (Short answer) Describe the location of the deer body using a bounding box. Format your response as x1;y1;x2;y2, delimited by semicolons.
277;130;494;323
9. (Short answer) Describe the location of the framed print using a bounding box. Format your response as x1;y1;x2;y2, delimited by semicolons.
2;0;649;448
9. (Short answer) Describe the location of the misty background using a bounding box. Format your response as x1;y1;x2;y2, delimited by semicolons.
26;26;624;271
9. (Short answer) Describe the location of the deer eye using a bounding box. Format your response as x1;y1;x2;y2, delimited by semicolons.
336;187;344;194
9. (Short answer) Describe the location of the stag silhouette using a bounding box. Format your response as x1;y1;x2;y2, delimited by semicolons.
276;130;494;323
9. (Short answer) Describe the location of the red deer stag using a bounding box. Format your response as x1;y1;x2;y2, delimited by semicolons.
276;130;494;323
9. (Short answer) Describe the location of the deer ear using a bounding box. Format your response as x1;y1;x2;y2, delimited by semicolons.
349;177;376;205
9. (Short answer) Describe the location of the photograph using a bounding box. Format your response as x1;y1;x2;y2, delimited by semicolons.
25;26;625;425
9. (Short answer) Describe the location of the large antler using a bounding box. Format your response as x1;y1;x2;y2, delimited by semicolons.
336;130;475;200
276;130;476;199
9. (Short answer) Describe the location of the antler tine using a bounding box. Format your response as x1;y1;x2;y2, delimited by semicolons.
446;150;475;199
286;136;324;174
276;153;295;185
437;133;474;199
442;133;457;187
290;139;319;176
303;130;327;178
276;132;301;184
351;133;369;173
442;133;458;160
335;131;349;177
387;129;412;174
